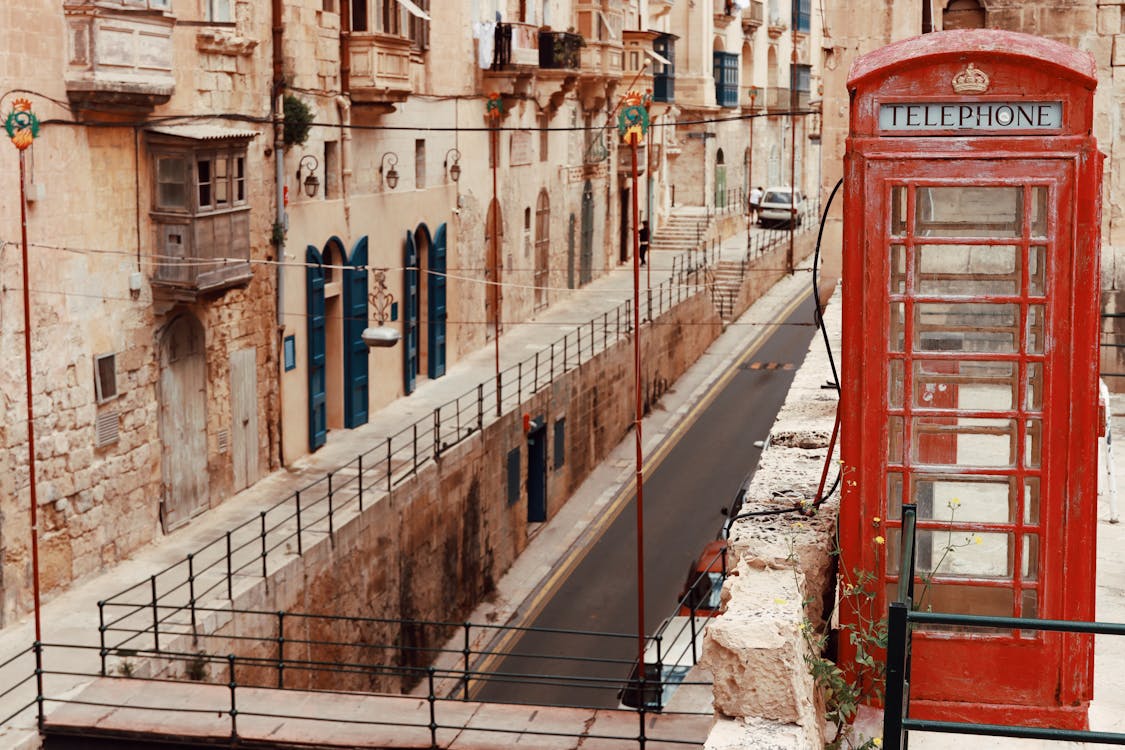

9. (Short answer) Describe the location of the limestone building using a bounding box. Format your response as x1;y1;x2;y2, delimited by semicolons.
0;0;820;625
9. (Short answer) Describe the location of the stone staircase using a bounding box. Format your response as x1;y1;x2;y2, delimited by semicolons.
650;210;710;255
708;259;744;323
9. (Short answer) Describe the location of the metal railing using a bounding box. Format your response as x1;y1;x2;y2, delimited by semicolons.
96;244;721;636
882;504;1125;749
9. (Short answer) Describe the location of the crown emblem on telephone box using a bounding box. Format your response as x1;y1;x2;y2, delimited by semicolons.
952;63;990;94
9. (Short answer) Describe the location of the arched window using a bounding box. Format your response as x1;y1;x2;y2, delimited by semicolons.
943;0;985;30
535;190;550;309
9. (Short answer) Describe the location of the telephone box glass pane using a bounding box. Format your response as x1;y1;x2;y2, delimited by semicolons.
913;477;1015;523
1024;477;1040;523
890;302;905;351
1029;246;1046;296
887;472;903;517
1021;589;1038;619
888;360;904;407
887;530;1014;580
891;186;907;236
1025;418;1042;468
1026;304;1045;354
915;302;1019;353
891;244;906;293
1025;362;1044;411
919;582;1014;618
912;417;1016;467
913;360;1016;410
888;416;904;464
915;186;1023;238
1030;186;1048;239
916;244;1019;296
1022;535;1040;580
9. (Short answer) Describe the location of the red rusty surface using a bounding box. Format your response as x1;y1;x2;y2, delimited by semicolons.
839;29;1102;729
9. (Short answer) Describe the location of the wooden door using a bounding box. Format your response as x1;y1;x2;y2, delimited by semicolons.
428;223;448;379
229;347;258;492
404;230;419;394
159;315;209;531
306;245;327;450
344;237;369;427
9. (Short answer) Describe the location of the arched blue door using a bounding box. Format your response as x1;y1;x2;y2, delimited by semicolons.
427;223;447;379
403;230;419;395
306;245;327;450
343;237;369;428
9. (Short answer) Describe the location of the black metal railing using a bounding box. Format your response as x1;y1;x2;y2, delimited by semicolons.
539;30;583;69
882;504;1125;749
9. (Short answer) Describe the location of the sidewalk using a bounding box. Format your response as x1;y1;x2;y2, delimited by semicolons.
0;216;798;747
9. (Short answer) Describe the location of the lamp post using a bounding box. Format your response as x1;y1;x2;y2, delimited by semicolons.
443;148;462;183
618;89;651;719
379;152;400;190
6;98;42;647
296;154;320;197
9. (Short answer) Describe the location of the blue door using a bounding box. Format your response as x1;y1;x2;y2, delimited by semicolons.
403;230;419;395
306;245;327;450
427;223;447;379
580;181;594;285
527;420;547;522
343;237;369;428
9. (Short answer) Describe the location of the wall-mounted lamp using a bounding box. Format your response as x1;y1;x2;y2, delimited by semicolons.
297;154;320;197
443;148;462;183
379;152;399;190
362;269;401;348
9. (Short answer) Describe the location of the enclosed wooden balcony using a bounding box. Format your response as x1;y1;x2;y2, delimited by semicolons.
64;0;175;112
742;1;764;33
347;32;413;104
576;3;624;81
152;211;253;300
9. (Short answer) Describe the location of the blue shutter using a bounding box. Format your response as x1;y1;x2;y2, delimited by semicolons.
343;236;369;428
403;230;419;394
427;223;447;379
306;245;327;450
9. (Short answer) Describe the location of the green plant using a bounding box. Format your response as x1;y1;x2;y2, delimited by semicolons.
283;94;313;148
270;220;287;247
915;498;981;612
116;659;135;678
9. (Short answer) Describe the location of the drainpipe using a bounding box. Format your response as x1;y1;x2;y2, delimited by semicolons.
337;95;352;227
272;0;287;467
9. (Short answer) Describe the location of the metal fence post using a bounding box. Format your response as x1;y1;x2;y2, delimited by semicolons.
386;438;393;494
277;610;286;689
357;454;364;512
228;654;239;740
187;552;197;636
883;601;910;750
427;667;439;749
477;384;484;432
226;531;233;600
34;640;44;732
413;423;419;474
534;351;540;392
327;472;335;540
295;491;303;556
462;622;472;701
98;600;107;676
518;361;523;403
150;575;160;652
433;408;442;460
260;511;268;577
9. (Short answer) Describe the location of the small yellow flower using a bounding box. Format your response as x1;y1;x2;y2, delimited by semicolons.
874;536;885;545
973;535;983;545
872;517;882;525
873;739;883;748
773;597;788;605
950;497;961;507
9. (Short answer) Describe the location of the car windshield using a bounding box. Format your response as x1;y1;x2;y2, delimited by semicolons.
763;190;793;204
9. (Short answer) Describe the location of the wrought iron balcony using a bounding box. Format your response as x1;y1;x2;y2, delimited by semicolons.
539;31;583;70
347;32;413;104
492;21;540;70
64;0;175;112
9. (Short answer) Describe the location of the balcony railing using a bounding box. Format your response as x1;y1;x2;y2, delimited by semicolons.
539;31;583;70
347;32;412;103
64;2;175;111
742;1;764;32
492;21;540;69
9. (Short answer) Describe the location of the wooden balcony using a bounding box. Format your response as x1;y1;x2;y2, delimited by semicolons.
491;21;540;69
742;1;764;33
347;32;412;105
576;3;624;81
64;1;175;112
152;210;252;300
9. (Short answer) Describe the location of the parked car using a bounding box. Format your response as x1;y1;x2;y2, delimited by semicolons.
677;539;726;616
758;186;805;227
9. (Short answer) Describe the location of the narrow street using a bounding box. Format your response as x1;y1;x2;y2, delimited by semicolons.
474;292;823;709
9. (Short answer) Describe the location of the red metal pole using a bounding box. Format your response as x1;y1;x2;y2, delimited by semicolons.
19;150;42;644
492;125;502;416
631;136;646;678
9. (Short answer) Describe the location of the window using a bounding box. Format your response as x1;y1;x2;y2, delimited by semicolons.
792;0;810;33
156;155;189;210
792;63;811;92
207;0;233;22
407;0;430;49
380;0;402;34
325;141;339;198
535;190;550;309
94;353;118;403
196;152;246;211
713;51;739;108
539;115;549;162
352;0;368;31
653;35;675;103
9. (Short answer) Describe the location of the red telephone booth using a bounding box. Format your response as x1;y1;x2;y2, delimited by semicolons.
839;30;1103;728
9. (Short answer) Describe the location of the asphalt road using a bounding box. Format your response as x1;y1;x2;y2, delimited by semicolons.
474;290;824;709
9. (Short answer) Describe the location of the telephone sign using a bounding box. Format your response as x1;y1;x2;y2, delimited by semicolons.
840;29;1103;729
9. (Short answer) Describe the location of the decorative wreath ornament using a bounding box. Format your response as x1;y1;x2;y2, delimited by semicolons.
5;98;40;150
617;90;651;145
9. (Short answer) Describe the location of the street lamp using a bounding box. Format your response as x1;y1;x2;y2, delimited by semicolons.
444;148;462;183
379;152;399;190
296;154;320;197
361;270;401;348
